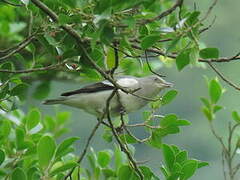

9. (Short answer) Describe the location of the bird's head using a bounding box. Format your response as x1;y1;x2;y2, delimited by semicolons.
144;75;173;90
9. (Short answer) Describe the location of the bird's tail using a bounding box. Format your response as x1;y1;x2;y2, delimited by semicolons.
43;97;66;105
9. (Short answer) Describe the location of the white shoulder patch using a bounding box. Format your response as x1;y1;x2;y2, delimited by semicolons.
117;78;139;88
102;80;114;87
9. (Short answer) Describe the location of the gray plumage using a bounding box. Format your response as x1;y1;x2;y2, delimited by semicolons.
43;75;172;117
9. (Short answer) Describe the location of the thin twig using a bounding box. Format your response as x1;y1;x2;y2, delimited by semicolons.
0;34;36;62
209;122;228;154
106;89;144;180
64;121;102;180
110;42;119;76
144;50;165;77
207;62;240;91
222;150;227;180
28;11;33;36
126;123;160;129
31;0;157;102
0;59;69;73
1;0;23;6
64;90;117;180
141;0;184;25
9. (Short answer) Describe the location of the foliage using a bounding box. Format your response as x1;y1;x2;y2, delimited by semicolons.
201;79;240;180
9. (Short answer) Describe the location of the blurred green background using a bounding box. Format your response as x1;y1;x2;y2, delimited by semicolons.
25;1;240;179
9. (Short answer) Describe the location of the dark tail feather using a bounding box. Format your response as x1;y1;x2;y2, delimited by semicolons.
43;97;66;105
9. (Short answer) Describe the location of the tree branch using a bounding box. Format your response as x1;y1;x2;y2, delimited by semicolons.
30;0;157;102
106;89;144;180
0;60;69;73
1;0;23;7
0;34;36;62
207;62;240;91
141;0;184;25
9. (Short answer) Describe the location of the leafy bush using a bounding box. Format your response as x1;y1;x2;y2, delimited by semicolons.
0;0;239;180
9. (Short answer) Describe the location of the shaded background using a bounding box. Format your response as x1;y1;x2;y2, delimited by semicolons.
27;1;240;179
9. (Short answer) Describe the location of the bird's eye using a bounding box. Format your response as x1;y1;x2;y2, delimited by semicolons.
154;78;159;81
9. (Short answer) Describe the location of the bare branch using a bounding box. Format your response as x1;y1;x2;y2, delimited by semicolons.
106;89;144;180
141;0;184;25
110;42;119;76
0;34;36;62
64;89;117;180
207;62;240;91
144;50;165;77
209;122;228;154
64;121;102;180
1;0;23;7
222;150;227;180
30;0;158;103
0;60;69;74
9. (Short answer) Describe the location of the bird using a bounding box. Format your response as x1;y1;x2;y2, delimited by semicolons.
43;75;173;118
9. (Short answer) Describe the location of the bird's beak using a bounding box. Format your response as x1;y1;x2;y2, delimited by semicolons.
162;81;173;88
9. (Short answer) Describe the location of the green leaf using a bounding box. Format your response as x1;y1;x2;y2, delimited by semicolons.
202;107;213;121
0;149;5;166
197;161;209;168
97;150;112;168
209;79;222;103
176;151;187;164
90;48;105;68
0;119;11;139
57;112;71;124
200;97;211;109
59;14;73;25
166;37;181;54
181;160;198;180
27;108;41;131
102;128;113;142
162;144;175;171
186;11;200;25
33;82;50;100
141;34;161;49
114;146;127;170
12;168;27;180
148;130;162;148
27;167;39;180
199;48;219;59
160;166;169;178
161;90;178;105
176;49;191;71
118;165;138;180
37;135;56;169
56;137;79;158
10;84;28;100
62;49;79;59
15;128;26;150
232;111;240;123
50;162;78;177
213;105;223;113
106;47;115;69
175;120;191;126
102;168;116;178
139;25;149;35
119;134;137;144
160;114;178;127
139;166;154;179
100;24;114;45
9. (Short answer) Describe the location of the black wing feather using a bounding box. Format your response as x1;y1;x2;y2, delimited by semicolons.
61;82;114;96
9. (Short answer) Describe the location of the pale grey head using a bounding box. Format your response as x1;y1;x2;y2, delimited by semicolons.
138;75;173;89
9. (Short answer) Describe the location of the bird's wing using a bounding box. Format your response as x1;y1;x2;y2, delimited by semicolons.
61;82;114;96
61;77;140;96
